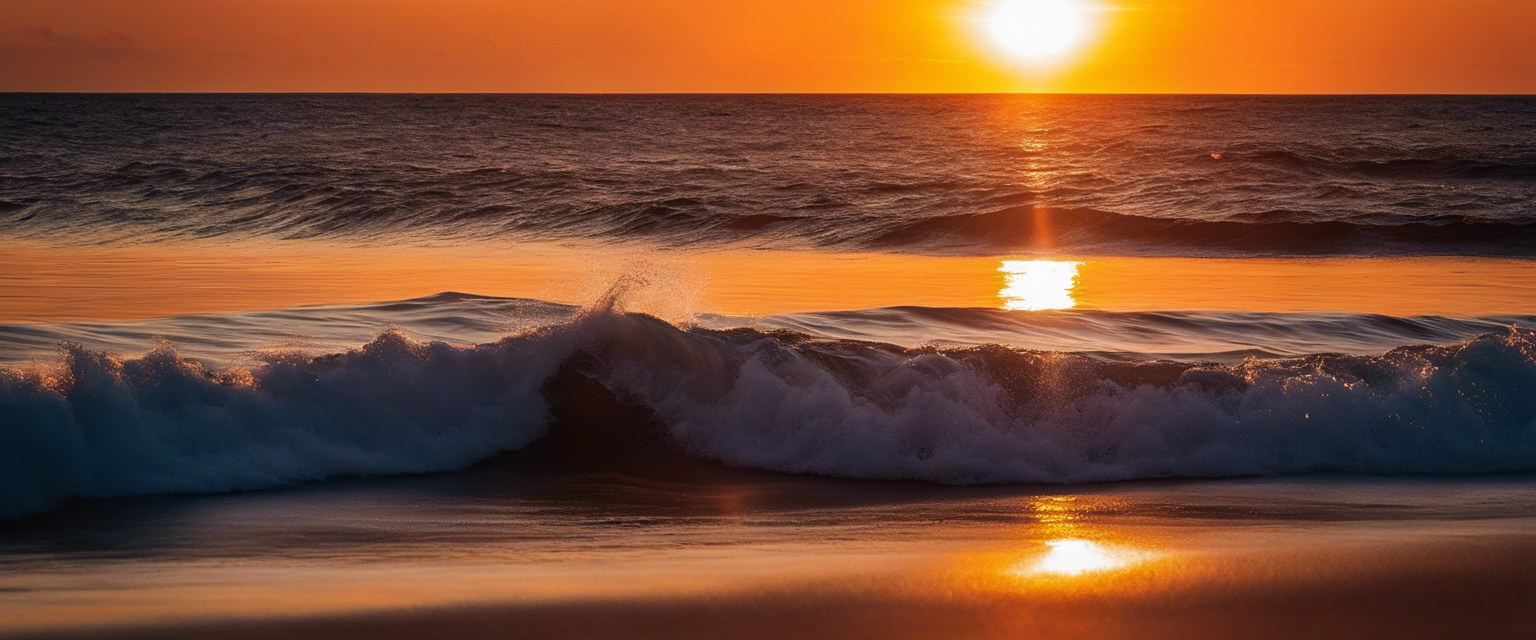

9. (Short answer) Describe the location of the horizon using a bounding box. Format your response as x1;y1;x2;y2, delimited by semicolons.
7;91;1536;96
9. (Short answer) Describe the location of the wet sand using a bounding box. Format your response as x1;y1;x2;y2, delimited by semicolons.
4;470;1534;640
108;542;1536;640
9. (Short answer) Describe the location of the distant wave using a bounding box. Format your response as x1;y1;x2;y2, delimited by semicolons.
863;206;1536;255
1242;149;1536;181
1241;148;1536;181
10;192;1536;255
5;94;1536;256
6;306;1536;520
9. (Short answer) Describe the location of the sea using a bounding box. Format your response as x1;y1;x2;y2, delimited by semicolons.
2;94;1535;639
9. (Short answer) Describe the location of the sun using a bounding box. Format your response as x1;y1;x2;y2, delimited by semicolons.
983;0;1099;65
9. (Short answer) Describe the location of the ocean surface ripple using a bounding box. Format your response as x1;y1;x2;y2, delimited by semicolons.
4;94;1536;256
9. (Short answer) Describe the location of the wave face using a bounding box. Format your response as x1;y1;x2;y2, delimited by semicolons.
4;94;1536;256
5;304;1536;519
0;331;562;520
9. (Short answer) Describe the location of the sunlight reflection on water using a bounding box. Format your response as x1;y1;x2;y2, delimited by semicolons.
999;260;1082;311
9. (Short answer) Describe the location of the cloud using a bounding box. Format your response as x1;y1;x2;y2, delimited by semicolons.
1;23;156;60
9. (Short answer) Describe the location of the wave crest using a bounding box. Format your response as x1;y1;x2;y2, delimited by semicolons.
603;319;1536;483
4;312;1536;519
0;331;559;519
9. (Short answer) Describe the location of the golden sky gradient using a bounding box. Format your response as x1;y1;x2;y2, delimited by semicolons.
1;0;1533;93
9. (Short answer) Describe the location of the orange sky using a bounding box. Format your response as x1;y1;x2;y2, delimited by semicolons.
1;0;1532;93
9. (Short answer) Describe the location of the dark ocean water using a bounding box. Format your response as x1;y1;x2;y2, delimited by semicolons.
4;95;1536;521
3;94;1536;255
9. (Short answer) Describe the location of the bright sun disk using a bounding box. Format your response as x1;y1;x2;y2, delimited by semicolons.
985;0;1096;65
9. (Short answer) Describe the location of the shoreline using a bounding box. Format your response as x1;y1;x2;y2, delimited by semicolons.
4;473;1535;639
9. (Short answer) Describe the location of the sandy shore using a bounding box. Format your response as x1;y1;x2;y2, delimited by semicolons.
4;472;1534;640
86;541;1536;640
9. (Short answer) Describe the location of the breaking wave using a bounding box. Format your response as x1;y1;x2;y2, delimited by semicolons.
5;308;1536;520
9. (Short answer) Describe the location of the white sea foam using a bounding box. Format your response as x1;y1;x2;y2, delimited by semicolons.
4;308;1536;520
601;315;1536;483
0;330;565;519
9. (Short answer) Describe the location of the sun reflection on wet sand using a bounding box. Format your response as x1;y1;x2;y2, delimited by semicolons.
1016;538;1137;577
999;260;1082;311
999;496;1152;581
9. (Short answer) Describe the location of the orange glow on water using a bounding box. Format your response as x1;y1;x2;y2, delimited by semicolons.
998;260;1081;310
4;240;1536;323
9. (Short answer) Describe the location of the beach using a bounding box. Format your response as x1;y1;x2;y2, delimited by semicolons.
6;471;1535;639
